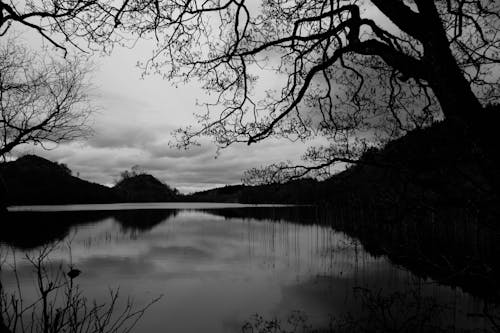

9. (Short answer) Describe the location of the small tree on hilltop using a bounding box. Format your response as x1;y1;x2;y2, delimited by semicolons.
117;165;145;183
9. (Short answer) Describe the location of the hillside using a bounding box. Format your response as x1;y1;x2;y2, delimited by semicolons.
0;155;181;206
185;185;244;202
113;174;179;202
321;110;500;218
185;180;320;204
0;155;119;205
187;107;500;212
1;108;499;209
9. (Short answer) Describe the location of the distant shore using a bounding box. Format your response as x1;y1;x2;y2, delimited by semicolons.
7;202;296;212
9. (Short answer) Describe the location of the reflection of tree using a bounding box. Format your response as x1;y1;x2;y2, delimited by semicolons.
0;244;160;333
113;210;178;233
201;206;500;303
319;204;500;302
200;207;320;226
242;287;500;332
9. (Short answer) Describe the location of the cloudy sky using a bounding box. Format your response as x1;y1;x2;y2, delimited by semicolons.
11;34;315;193
7;4;395;194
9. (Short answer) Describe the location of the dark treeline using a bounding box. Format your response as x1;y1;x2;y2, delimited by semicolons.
2;106;499;211
192;106;500;216
184;180;321;204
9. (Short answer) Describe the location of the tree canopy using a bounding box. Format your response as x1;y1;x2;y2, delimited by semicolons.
0;38;93;158
2;0;499;179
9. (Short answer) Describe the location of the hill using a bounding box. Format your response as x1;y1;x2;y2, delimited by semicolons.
320;109;500;217
185;180;320;204
0;155;181;206
187;106;500;212
113;174;179;202
185;185;244;202
2;106;499;209
0;155;119;205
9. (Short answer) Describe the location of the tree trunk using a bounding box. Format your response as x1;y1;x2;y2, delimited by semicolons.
424;42;482;123
419;4;483;123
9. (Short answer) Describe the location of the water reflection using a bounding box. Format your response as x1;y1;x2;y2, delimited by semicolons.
0;206;498;332
114;209;179;232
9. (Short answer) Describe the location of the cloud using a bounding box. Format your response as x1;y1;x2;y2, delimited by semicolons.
87;125;158;149
13;134;314;192
9;41;324;193
148;245;213;261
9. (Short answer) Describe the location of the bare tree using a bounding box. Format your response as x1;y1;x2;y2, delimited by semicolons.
1;1;498;181
0;38;93;158
0;243;160;333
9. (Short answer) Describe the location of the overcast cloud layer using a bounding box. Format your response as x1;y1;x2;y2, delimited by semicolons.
11;37;316;193
5;4;397;193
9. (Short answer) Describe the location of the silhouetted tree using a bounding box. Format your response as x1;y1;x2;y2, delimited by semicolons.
0;38;93;211
0;244;160;333
0;39;93;158
1;1;498;180
117;165;144;183
58;163;72;175
153;0;497;182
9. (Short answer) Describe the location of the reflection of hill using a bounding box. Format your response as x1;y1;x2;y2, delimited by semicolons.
0;211;111;249
4;205;500;302
113;209;178;232
1;209;180;249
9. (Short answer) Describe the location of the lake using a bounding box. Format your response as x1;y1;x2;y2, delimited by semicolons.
0;203;495;332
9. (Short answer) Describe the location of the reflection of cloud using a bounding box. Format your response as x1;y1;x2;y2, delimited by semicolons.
148;245;213;261
79;256;158;279
77;254;223;282
2;209;476;333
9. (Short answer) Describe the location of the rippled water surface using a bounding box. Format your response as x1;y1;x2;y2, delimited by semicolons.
0;204;492;332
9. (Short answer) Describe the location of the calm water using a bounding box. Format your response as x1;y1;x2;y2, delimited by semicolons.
0;204;493;332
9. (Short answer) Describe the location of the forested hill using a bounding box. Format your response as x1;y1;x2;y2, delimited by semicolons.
0;155;119;205
114;174;179;202
2;110;499;210
188;108;500;213
0;155;180;205
185;180;321;204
